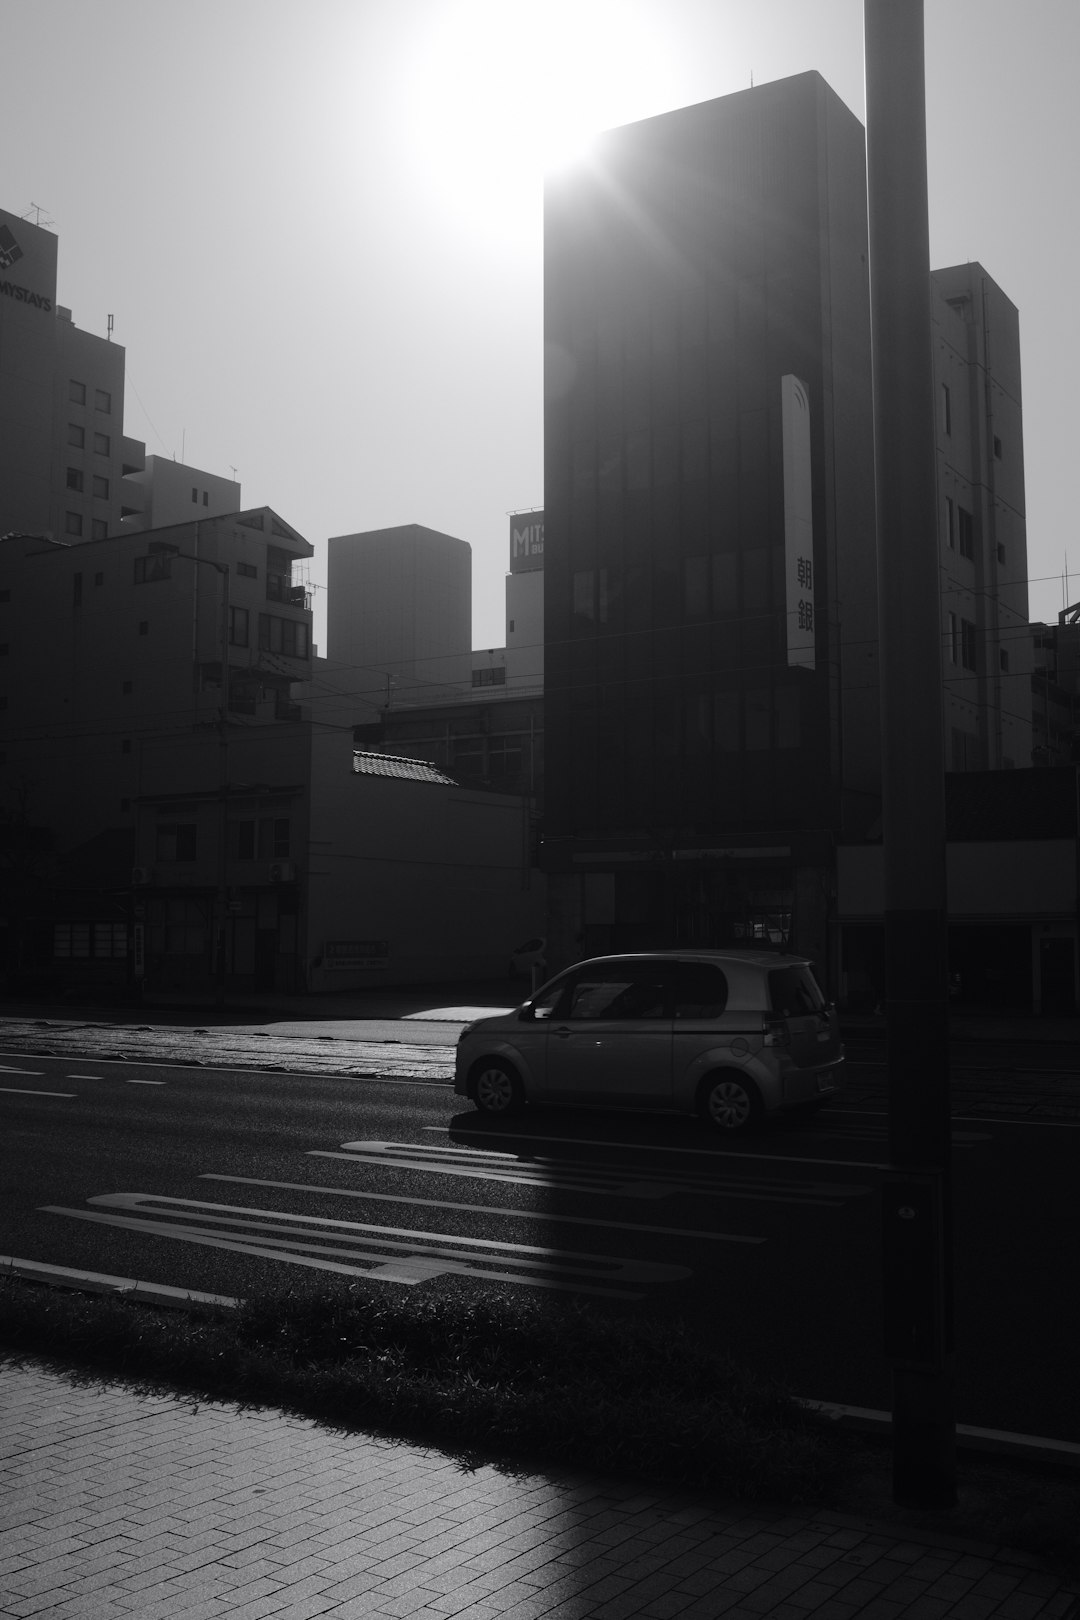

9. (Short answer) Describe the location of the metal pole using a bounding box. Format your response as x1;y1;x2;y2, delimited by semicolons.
217;563;230;1009
864;0;957;1508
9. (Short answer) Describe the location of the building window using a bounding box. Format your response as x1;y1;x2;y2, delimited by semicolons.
958;506;975;560
66;467;84;491
92;474;109;499
237;561;257;579
949;612;959;664
960;619;977;672
94;572;104;586
191;487;199;503
229;820;257;860
1000;649;1010;673
471;665;506;687
66;512;83;538
229;606;249;647
67;423;85;447
944;496;955;549
93;431;110;455
91;519;108;540
94;388;111;413
156;823;197;862
997;544;1006;565
272;818;290;858
53;922;127;960
202;490;209;506
940;383;951;436
69;380;86;404
994;435;1003;459
133;554;172;584
258;613;309;659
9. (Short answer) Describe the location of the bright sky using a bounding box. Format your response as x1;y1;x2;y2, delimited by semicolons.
5;0;1077;648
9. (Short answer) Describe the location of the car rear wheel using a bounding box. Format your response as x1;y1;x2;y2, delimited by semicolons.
698;1072;763;1133
472;1059;525;1116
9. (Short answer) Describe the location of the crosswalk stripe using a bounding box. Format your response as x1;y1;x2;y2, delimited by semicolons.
322;1141;870;1207
40;1193;692;1299
201;1173;767;1245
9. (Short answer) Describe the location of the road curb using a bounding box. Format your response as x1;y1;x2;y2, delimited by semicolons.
801;1397;1080;1470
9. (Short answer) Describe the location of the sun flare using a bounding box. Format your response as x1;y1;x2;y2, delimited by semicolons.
402;0;677;233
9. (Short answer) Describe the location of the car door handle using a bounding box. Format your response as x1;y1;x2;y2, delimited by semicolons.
553;1027;571;1039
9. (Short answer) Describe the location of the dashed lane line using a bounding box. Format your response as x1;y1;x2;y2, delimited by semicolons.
201;1173;767;1245
0;1088;76;1098
41;1193;691;1298
320;1140;872;1207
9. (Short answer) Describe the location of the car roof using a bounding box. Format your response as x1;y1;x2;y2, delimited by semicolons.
568;950;812;971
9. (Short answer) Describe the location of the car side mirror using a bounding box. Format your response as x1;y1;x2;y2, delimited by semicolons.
518;1005;535;1022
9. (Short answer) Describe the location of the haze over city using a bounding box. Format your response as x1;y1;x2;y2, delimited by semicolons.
5;0;1077;649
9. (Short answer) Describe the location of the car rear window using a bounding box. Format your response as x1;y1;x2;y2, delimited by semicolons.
767;964;825;1015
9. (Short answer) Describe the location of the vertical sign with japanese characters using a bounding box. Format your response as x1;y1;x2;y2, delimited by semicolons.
781;374;815;670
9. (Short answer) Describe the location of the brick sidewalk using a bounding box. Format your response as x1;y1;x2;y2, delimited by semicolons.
1;1363;1076;1620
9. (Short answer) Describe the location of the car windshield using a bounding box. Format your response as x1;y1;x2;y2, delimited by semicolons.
767;963;825;1015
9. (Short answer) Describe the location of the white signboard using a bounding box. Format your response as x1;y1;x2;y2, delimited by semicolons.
781;375;815;671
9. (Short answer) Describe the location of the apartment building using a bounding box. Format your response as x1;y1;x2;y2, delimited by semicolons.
0;205;145;541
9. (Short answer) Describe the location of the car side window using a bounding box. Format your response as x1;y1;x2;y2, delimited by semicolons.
563;964;671;1021
674;963;728;1019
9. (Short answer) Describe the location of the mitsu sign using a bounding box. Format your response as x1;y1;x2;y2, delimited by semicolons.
509;511;544;574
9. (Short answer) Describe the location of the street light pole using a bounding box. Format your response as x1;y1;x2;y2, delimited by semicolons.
864;0;957;1509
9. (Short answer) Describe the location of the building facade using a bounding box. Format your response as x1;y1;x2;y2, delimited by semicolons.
326;524;473;715
121;455;242;533
933;264;1032;771
1;206;146;544
0;509;315;994
542;73;880;981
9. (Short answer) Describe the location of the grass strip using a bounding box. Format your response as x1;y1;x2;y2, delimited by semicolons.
0;1276;836;1502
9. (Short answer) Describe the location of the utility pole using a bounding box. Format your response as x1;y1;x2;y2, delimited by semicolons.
174;546;231;1011
864;0;957;1508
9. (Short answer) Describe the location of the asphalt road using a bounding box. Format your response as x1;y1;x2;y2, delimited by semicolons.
2;1041;1077;1448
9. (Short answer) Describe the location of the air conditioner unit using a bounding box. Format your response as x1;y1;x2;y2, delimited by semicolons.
131;867;152;886
269;861;295;883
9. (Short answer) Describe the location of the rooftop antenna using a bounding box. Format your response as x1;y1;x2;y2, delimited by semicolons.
181;429;186;463
24;202;54;228
107;314;114;343
229;466;238;483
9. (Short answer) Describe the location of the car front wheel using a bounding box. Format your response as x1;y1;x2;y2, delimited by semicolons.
698;1072;763;1133
472;1059;525;1116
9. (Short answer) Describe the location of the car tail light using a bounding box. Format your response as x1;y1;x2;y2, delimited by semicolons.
763;1017;791;1048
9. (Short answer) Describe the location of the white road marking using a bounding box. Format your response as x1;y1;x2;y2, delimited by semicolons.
428;1125;891;1172
323;1140;871;1207
0;1087;75;1098
41;1193;690;1298
124;1079;167;1086
0;1066;46;1075
201;1174;767;1245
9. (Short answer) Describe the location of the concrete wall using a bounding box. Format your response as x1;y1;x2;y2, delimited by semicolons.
306;734;544;989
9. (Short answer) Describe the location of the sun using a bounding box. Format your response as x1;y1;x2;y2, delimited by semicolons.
401;0;677;236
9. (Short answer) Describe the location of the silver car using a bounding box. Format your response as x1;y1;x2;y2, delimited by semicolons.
454;950;843;1132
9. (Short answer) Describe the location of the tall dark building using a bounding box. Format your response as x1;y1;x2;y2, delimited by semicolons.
543;73;880;978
